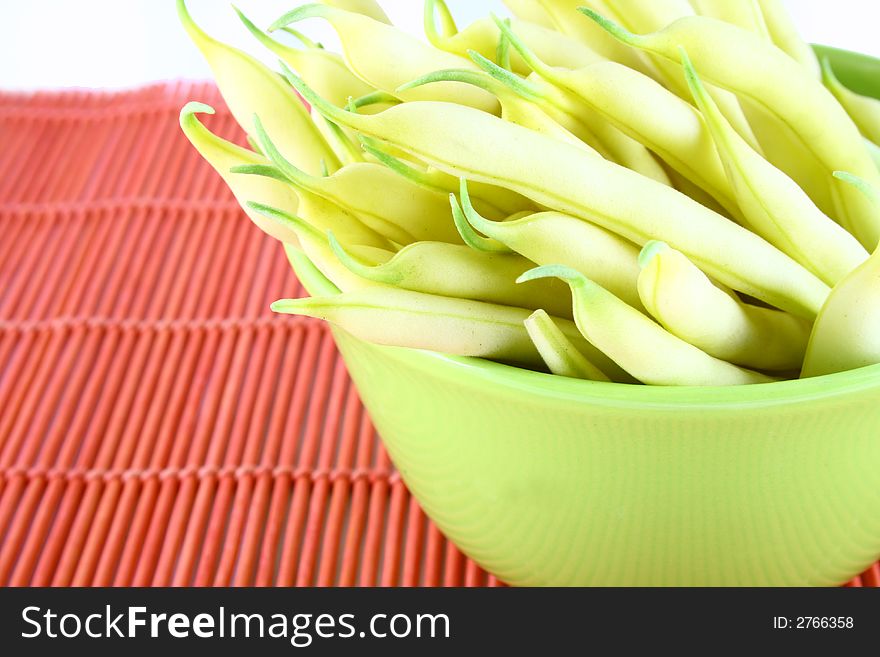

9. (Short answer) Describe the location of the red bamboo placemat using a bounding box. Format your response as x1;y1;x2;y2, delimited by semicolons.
0;82;877;587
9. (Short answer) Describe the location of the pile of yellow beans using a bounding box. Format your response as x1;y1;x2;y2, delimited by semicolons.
179;0;880;386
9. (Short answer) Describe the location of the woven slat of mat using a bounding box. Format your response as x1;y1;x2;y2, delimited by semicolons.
0;82;502;587
0;83;875;589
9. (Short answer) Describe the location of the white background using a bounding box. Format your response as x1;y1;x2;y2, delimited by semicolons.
1;0;879;90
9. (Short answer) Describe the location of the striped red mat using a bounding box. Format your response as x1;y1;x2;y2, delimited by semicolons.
0;82;876;587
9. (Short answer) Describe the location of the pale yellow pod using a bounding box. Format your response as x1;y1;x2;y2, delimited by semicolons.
268;4;498;113
802;246;880;377
180;102;301;246
637;241;811;372
802;173;880;378
271;287;617;372
740;106;837;218
757;0;820;77
288;69;830;319
329;234;574;318
590;0;762;152
459;181;645;312
424;0;604;76
683;51;868;287
515;77;672;186
401;67;597;154
253;116;461;245
359;136;532;221
520;265;776;386
822;58;880;147
176;0;337;176
227;171;393;253
310;108;364;166
524;310;611;381
234;6;383;112
581;9;880;249
476;40;734;213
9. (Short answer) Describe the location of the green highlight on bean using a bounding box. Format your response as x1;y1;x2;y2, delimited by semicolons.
681;48;868;286
328;233;574;318
524;309;611;381
496;21;512;71
518;265;776;386
637;241;811;371
348;91;401;113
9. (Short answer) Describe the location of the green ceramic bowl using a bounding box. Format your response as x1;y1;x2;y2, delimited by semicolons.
288;47;880;587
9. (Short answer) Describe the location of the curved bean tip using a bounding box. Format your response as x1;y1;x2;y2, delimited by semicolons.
819;56;838;83
271;298;309;314
526;309;548;322
229;164;289;183
457;179;504;241
517;264;585;287
180;101;215;121
247;201;311;236
638;240;670;269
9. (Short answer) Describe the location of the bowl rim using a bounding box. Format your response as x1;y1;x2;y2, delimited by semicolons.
286;43;880;412
289;249;880;412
